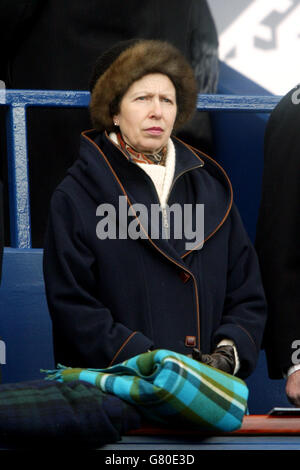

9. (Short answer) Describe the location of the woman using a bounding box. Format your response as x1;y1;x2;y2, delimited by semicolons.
43;39;266;378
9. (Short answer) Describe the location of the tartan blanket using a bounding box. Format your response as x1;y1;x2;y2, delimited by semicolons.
0;379;141;448
45;349;248;432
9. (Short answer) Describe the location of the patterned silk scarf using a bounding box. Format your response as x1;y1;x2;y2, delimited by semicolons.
116;132;167;166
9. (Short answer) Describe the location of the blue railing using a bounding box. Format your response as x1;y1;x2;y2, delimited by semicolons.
1;90;282;249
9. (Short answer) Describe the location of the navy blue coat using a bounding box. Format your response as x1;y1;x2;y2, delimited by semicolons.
43;130;267;378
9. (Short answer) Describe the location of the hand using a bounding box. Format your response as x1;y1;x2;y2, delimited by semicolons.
190;345;235;375
286;370;300;407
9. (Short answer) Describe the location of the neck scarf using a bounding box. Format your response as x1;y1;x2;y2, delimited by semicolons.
116;132;167;166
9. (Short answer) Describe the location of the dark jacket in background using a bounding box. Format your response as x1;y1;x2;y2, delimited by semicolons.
0;0;219;248
0;180;3;282
0;181;3;383
256;87;300;378
43;131;267;379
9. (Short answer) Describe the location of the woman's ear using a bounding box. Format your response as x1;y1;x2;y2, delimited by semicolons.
113;115;119;127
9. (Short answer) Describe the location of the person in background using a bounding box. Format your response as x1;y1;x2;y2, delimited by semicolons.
256;86;300;406
0;180;3;383
43;39;267;378
0;179;3;282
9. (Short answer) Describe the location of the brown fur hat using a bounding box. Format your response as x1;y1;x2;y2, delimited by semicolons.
89;39;198;132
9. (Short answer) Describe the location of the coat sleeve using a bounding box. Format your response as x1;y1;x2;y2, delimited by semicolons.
212;204;267;378
43;189;154;369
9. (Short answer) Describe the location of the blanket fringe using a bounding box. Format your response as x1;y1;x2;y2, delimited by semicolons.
41;364;68;382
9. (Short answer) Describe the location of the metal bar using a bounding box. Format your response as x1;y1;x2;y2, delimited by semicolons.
197;94;282;112
1;90;282;249
3;90;282;112
6;105;31;249
4;90;90;108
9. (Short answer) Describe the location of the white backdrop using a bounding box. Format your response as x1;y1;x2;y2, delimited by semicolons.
207;0;300;95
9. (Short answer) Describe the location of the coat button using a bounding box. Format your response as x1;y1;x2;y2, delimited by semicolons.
185;336;196;347
179;271;191;283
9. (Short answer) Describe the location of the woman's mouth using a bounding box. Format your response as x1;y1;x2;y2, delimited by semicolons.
145;127;164;135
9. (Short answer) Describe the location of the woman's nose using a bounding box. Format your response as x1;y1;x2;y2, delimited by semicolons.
149;98;162;118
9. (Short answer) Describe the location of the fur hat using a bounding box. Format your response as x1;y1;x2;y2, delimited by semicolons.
89;39;198;132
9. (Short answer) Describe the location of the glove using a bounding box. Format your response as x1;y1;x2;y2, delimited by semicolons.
192;345;235;375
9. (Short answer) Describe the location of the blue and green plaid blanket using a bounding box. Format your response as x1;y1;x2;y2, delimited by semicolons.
45;349;248;432
0;378;141;448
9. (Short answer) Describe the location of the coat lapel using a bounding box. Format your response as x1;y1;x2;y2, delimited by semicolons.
78;130;232;267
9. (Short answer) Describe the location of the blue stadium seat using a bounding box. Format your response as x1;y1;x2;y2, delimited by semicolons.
0;249;54;383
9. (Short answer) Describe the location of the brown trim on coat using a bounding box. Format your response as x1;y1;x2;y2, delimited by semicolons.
172;136;234;258
81;130;233;354
109;331;138;366
236;324;257;349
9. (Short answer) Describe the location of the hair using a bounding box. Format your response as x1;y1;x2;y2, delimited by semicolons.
89;39;198;132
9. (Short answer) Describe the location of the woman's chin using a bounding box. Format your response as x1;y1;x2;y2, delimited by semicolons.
136;137;168;154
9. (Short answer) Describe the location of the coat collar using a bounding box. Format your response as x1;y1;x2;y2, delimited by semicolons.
75;129;232;264
81;129;204;182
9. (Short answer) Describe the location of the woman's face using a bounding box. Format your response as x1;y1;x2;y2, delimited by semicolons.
113;73;177;153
